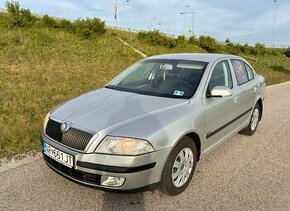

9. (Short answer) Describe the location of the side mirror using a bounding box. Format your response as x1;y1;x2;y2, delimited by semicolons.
209;86;233;97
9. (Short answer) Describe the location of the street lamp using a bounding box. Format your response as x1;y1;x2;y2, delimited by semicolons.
271;0;278;47
180;11;195;36
180;5;189;35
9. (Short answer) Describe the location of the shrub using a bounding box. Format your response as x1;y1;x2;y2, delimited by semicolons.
284;47;290;58
137;30;177;48
19;8;35;26
240;44;251;54
198;35;220;53
73;18;106;38
227;44;241;55
271;50;279;56
5;0;36;27
177;35;186;46
5;0;20;16
42;14;58;28
249;47;258;55
3;1;106;39
255;43;266;55
59;19;73;31
188;35;198;45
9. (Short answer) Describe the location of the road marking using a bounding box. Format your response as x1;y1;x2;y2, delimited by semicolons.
115;36;147;58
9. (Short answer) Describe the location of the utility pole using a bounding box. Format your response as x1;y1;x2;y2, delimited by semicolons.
114;0;118;28
271;0;278;47
180;5;189;35
180;11;194;36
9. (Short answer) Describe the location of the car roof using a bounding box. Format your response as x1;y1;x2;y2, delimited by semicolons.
145;53;243;63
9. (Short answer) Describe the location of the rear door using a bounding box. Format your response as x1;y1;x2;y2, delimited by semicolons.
202;59;240;154
230;60;256;126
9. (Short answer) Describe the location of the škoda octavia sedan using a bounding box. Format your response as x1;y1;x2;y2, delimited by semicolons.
42;53;265;195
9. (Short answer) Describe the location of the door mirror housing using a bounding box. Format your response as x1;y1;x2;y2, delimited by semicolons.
209;86;233;97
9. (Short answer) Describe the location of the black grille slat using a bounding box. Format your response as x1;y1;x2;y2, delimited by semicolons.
45;119;93;151
45;119;62;142
44;154;101;185
62;128;93;150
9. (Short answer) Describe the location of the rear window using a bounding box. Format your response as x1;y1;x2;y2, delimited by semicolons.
231;60;249;85
244;63;254;80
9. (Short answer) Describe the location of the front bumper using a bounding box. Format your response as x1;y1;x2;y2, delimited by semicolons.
41;136;171;191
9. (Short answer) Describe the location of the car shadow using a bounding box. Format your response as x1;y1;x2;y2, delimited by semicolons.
101;192;146;211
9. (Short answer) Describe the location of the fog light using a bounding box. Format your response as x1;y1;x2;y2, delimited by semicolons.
101;176;125;187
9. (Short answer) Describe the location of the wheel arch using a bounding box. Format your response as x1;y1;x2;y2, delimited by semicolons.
256;98;263;120
164;131;202;165
184;132;201;161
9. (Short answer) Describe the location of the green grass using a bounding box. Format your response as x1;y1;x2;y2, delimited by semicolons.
0;26;141;159
0;20;290;159
111;29;205;56
239;54;290;85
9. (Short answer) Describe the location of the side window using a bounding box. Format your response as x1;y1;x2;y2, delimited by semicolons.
244;63;254;80
208;60;233;91
231;60;249;85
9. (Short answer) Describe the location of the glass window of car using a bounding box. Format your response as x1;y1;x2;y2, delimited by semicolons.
208;60;233;92
106;59;208;99
231;60;249;85
121;63;155;85
244;63;254;80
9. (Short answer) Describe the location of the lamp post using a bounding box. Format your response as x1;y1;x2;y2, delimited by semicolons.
180;5;189;35
271;0;278;47
180;11;195;36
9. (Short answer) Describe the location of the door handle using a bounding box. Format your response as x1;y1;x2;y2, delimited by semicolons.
233;96;239;103
253;87;257;93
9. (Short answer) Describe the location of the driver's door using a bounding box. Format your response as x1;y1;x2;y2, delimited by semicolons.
202;59;239;155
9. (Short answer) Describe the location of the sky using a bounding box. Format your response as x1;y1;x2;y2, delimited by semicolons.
0;0;289;47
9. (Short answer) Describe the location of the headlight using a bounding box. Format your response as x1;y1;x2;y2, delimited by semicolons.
96;136;154;155
43;112;50;130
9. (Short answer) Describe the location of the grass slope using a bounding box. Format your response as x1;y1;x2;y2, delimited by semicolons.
0;26;141;158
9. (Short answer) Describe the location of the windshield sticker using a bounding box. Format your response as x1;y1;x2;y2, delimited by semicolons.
173;90;184;96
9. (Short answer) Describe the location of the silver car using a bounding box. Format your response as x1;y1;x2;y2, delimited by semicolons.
42;53;265;195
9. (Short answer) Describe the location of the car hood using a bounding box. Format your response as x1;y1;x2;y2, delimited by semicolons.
51;88;189;133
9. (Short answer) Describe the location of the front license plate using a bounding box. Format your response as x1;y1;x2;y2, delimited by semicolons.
43;142;74;168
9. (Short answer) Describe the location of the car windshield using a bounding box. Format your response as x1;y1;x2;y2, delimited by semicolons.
106;59;208;99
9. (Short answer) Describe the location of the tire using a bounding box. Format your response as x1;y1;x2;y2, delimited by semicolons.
239;103;261;136
160;136;197;196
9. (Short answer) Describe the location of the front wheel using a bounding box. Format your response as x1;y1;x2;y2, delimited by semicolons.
160;136;197;196
239;103;261;136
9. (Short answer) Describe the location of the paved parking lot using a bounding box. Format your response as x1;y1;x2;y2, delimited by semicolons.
0;82;290;211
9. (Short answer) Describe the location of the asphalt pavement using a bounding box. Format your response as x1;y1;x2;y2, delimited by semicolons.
0;82;290;211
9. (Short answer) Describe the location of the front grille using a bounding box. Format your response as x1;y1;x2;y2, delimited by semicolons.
45;119;62;142
45;119;94;151
44;154;101;185
62;128;94;150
